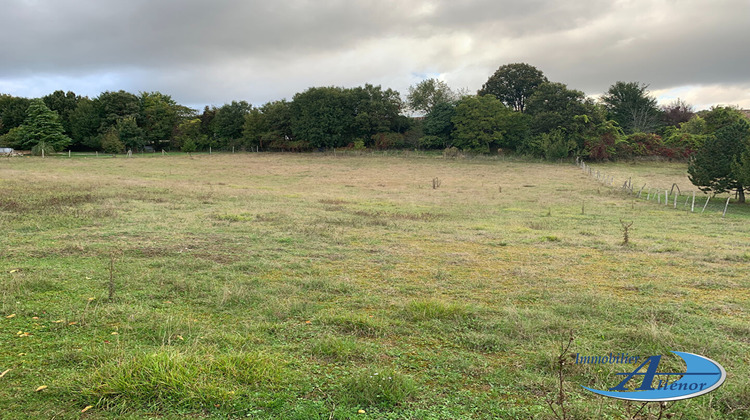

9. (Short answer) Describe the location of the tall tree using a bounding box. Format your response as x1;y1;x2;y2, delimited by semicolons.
16;99;72;152
525;82;589;135
213;101;252;148
406;78;458;114
451;95;529;153
661;98;694;128
97;90;140;130
600;81;661;134
350;84;403;139
478;63;547;113
139;91;190;149
42;90;79;137
421;101;456;149
0;94;31;136
68;97;102;150
115;116;145;151
688;109;750;203
291;87;353;149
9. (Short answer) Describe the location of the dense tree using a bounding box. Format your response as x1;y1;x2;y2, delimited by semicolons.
0;94;31;135
421;102;456;149
406;78;458;114
199;106;218;139
661;98;694;128
15;99;71;151
213;101;252;148
525;82;589;135
688;109;750;203
139;91;191;149
451;95;529;153
42;90;79;137
68;97;102;150
97;90;140;130
100;127;125;154
241;108;269;150
350;84;403;140
260;100;294;148
600;82;661;134
173;118;206;151
115;116;145;151
478;63;547;113
291;87;353;149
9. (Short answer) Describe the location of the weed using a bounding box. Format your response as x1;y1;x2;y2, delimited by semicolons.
339;368;416;409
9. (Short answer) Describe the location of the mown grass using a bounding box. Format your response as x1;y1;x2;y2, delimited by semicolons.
0;153;748;419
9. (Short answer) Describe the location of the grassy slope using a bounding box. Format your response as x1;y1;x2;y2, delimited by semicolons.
0;153;748;419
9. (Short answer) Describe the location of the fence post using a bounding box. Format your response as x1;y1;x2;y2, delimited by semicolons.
702;196;710;214
691;191;695;212
723;197;731;218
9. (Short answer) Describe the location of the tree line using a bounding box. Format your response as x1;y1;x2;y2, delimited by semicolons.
1;62;749;201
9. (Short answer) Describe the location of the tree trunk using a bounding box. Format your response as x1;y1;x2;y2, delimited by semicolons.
738;188;746;204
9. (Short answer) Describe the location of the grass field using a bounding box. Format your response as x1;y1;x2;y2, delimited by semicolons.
1;153;748;419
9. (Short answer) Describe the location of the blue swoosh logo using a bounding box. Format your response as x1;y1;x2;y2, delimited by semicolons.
582;352;726;401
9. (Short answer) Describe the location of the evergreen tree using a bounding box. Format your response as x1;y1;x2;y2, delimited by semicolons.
688;118;750;203
19;99;71;151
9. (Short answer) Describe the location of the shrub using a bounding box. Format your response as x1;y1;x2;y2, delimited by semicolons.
31;141;56;156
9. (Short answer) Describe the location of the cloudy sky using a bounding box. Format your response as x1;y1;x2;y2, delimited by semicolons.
1;0;749;111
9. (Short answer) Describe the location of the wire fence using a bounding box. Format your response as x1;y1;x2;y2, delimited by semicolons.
575;158;738;218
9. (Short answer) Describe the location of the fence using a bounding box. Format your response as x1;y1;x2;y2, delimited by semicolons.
575;158;735;218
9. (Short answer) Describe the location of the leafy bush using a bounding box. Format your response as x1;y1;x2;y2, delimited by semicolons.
31;141;56;156
371;132;405;150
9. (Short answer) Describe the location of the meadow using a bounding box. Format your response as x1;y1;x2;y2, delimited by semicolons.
0;152;748;419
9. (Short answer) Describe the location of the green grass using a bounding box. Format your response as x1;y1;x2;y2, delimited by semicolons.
0;153;748;419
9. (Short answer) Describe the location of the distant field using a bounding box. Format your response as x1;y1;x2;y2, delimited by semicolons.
1;153;748;419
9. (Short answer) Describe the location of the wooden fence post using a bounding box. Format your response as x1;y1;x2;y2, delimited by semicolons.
691;191;695;212
723;197;731;218
702;196;710;214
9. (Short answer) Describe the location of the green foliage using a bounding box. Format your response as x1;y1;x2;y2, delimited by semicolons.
371;132;404;150
181;137;197;154
451;95;529;153
213;101;252;148
526;130;577;160
116;116;145;151
422;101;456;149
97;90;140;130
406;78;457;114
0;126;25;148
478;63;547;112
139;91;189;149
42;90;79;137
601;81;661;134
350;84;403;139
290;85;402;149
0;94;31;136
583;120;625;161
291;86;352;149
100;127;125;154
31;141;56;156
17;99;71;151
526;82;588;135
688;117;750;202
340;369;416;409
173;118;207;151
69;97;101;150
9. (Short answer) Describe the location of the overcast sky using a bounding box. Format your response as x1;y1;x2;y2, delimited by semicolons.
1;0;749;111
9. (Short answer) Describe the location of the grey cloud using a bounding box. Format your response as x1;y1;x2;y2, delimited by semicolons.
1;0;749;108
